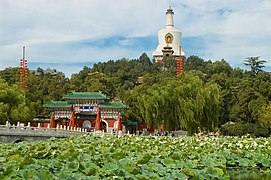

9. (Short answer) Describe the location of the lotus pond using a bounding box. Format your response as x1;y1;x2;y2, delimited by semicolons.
0;135;270;179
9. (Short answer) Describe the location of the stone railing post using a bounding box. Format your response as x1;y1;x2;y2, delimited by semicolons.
118;130;122;138
5;121;9;129
5;121;10;129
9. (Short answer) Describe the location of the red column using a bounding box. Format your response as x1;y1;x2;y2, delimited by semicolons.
70;110;75;130
117;114;122;132
50;113;55;128
69;105;75;130
96;107;101;131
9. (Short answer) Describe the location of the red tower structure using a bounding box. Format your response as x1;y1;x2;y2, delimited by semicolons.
176;56;183;75
19;58;24;88
19;46;28;88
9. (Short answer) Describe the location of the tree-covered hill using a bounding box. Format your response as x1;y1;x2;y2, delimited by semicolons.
0;53;270;136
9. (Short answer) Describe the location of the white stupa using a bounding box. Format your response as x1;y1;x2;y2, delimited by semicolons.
153;5;185;62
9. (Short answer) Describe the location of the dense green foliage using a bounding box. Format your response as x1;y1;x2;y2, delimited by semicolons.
0;135;270;179
0;79;32;124
0;53;270;135
131;73;220;135
220;122;270;137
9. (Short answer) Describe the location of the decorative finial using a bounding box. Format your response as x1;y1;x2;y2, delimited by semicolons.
166;5;174;27
166;5;174;15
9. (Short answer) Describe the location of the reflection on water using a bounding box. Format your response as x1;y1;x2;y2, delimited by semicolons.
228;168;271;180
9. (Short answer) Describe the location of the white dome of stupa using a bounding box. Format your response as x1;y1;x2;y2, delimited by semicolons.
153;6;185;61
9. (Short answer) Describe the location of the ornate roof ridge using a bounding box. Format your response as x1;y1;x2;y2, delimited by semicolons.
63;91;109;99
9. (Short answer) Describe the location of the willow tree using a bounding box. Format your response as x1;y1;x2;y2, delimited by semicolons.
134;72;220;135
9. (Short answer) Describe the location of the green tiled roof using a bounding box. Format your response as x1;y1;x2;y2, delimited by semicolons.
63;91;108;100
122;121;138;125
99;102;126;109
44;101;71;108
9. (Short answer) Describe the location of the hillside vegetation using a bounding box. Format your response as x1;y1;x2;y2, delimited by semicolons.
0;54;270;136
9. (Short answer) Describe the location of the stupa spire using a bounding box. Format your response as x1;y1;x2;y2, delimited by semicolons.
166;5;174;28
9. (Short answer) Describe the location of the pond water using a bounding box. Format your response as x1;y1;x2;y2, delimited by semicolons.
228;168;271;180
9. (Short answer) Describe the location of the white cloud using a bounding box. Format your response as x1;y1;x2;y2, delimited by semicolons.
1;0;271;76
173;0;271;66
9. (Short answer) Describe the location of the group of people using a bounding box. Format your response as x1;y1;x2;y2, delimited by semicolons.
156;130;169;136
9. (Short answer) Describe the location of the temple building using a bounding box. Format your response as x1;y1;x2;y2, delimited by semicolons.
153;5;185;74
44;92;126;132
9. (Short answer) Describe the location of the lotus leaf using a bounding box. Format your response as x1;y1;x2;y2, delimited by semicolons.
0;135;270;179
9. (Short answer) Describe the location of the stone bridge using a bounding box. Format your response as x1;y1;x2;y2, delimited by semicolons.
0;124;88;143
0;122;187;143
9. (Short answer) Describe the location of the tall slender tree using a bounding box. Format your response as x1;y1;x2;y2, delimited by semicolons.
244;56;266;75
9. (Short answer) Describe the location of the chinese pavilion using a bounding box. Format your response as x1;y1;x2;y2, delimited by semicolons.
44;91;126;132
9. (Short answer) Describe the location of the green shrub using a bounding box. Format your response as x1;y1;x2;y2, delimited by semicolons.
220;122;270;137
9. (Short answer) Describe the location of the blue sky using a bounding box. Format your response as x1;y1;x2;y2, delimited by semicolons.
1;0;271;77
